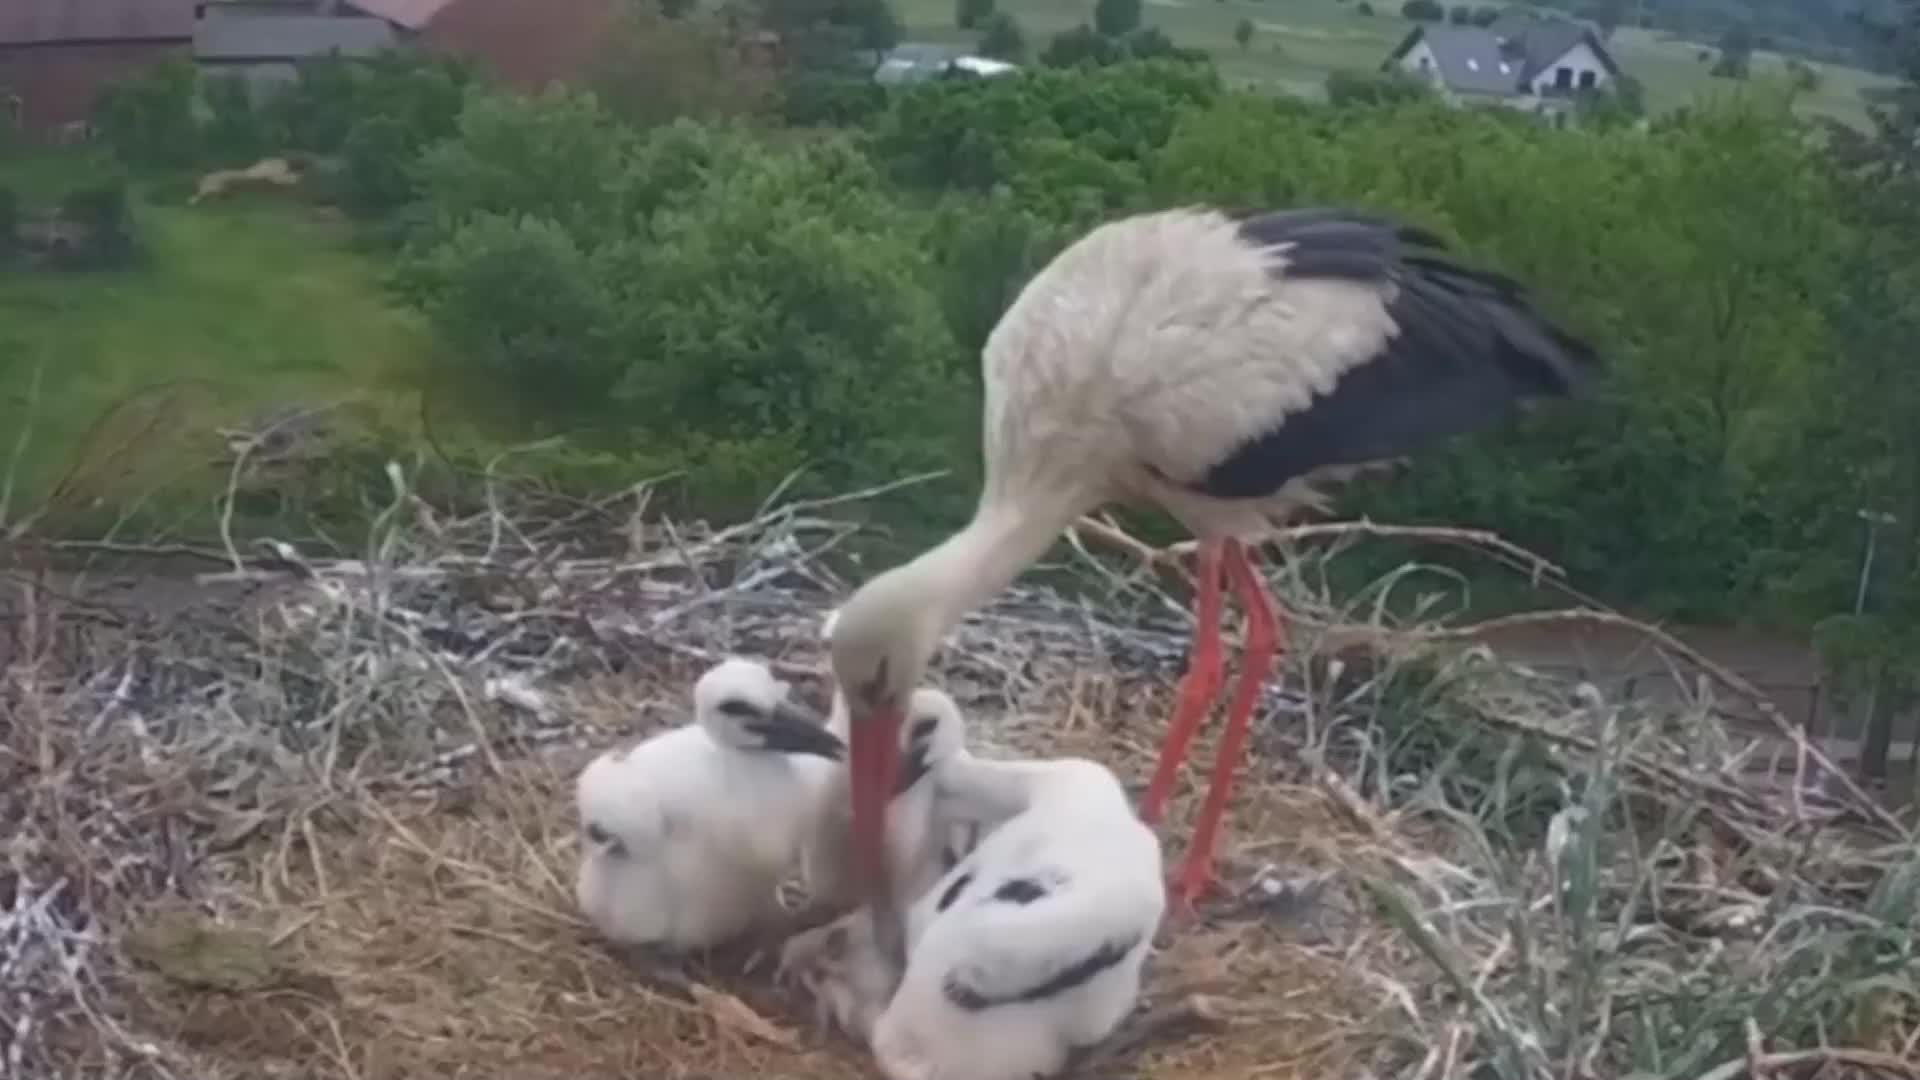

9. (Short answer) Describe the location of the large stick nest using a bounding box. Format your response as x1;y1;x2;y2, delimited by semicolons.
4;471;1916;1080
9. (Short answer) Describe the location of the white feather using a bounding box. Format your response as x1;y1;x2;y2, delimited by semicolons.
573;658;830;949
785;754;1164;1080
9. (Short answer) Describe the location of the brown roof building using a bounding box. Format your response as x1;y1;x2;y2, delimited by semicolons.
343;0;618;91
0;0;196;136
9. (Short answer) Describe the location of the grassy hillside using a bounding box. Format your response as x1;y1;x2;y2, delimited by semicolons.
893;0;1898;125
0;154;431;533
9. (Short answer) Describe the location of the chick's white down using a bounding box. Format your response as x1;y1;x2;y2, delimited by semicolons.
798;686;981;911
785;753;1164;1080
574;657;841;950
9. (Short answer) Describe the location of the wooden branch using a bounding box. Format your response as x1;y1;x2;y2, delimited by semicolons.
1689;1045;1920;1080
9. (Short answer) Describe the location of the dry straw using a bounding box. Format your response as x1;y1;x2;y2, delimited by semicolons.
3;461;1915;1080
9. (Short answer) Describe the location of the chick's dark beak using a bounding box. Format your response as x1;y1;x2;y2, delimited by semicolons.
746;699;843;760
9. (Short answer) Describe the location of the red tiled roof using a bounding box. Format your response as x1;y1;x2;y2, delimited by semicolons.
339;0;459;31
0;0;197;46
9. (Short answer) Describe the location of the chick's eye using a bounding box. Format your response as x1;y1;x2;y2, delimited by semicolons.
716;699;761;719
585;823;613;846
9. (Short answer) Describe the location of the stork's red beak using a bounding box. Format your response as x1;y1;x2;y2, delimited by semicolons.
847;697;903;905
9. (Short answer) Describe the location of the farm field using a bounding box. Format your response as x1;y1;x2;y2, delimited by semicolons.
890;0;1899;125
0;154;430;529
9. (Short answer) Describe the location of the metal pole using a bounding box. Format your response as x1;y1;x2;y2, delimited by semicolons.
1855;524;1878;615
1854;509;1896;616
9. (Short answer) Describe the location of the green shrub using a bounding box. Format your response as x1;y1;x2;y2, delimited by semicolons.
56;178;137;269
394;212;625;418
92;58;200;168
202;72;268;164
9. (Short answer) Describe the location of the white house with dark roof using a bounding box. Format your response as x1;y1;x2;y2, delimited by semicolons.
1384;14;1622;123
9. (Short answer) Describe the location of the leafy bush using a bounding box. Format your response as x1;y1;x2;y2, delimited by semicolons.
1401;0;1444;20
202;73;268;164
866;61;1214;216
978;12;1027;59
394;212;625;417
409;87;640;250
587;0;774;129
92;58;200;169
759;0;903;71
1093;0;1143;35
777;72;889;127
55;178;137;269
1326;68;1437;105
956;0;994;29
621;151;969;490
1040;25;1126;67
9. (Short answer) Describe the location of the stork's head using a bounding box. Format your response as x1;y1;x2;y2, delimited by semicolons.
694;657;840;760
827;567;947;912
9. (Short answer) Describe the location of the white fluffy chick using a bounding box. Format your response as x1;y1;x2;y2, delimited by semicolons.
784;754;1165;1080
574;656;843;950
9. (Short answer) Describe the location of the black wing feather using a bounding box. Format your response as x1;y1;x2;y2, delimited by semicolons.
1193;207;1600;501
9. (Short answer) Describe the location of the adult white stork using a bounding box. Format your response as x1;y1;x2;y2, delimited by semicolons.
825;205;1599;943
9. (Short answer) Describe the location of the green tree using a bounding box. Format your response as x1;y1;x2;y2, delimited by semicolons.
1325;68;1435;104
409;87;640;250
615;138;970;502
394;213;626;418
758;0;902;70
1042;24;1125;65
91;58;199;168
1711;23;1753;78
588;0;773;128
1401;0;1443;20
1816;0;1920;782
1093;0;1144;37
978;12;1028;59
1234;17;1254;47
957;0;995;30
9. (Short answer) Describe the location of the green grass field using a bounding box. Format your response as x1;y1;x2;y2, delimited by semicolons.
0;155;431;531
894;0;1897;125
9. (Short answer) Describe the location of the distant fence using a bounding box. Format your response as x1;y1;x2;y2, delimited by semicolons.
1515;659;1919;768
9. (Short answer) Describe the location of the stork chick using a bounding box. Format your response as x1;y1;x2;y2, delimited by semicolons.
574;657;843;950
783;753;1164;1080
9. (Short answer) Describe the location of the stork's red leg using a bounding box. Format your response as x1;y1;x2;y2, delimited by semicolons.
1170;539;1284;907
1138;539;1226;826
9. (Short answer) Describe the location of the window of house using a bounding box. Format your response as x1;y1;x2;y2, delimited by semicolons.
1578;69;1598;89
1554;66;1573;88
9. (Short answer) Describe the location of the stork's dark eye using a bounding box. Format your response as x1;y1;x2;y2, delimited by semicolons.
716;698;761;719
586;823;613;846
